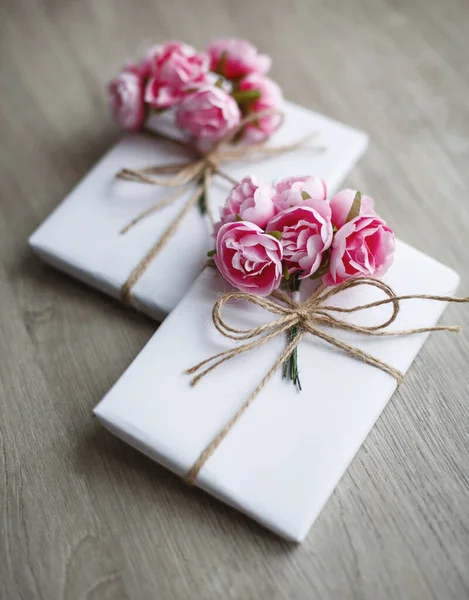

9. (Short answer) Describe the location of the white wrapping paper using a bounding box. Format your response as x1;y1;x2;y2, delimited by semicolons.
94;240;459;541
29;101;368;320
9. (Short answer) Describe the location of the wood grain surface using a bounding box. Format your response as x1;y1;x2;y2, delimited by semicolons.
1;0;469;598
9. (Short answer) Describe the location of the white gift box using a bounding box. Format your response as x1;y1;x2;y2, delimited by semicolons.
94;240;459;541
29;101;368;320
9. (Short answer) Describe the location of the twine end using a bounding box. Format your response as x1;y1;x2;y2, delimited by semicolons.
184;471;197;486
119;223;132;235
190;375;201;387
185;366;205;386
119;286;132;305
116;169;130;180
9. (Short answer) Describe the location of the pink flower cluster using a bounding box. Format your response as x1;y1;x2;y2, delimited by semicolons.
213;176;395;296
109;39;282;143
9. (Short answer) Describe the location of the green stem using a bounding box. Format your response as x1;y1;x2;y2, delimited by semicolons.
197;175;206;215
283;274;302;391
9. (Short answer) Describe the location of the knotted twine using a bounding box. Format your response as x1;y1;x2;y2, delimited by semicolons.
116;110;323;303
183;276;469;485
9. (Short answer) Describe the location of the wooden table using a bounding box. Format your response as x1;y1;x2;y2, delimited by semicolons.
1;1;468;598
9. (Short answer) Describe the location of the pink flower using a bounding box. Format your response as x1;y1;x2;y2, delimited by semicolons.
323;215;395;286
108;71;145;131
217;176;275;231
144;41;209;109
214;221;283;296
266;205;333;278
238;74;283;143
207;38;271;79
329;189;375;229
176;86;241;142
272;176;327;213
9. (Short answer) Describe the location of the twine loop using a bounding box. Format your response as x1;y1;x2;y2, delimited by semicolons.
183;276;468;485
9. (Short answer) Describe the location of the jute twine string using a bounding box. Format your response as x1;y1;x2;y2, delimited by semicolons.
183;276;469;484
116;110;324;303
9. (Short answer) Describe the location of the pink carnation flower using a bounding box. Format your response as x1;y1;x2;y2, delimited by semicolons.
207;38;271;79
266;204;333;278
144;41;209;109
272;176;327;213
214;221;283;296
217;176;275;231
176;86;241;142
108;71;145;131
238;74;283;143
323;215;395;286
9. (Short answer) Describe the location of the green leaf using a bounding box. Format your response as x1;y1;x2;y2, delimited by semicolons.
267;230;282;240
235;214;242;221
231;90;262;104
301;191;311;200
207;249;216;257
282;263;290;280
345;191;362;223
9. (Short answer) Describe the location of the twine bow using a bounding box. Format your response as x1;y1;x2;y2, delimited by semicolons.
184;276;469;485
116;110;324;303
